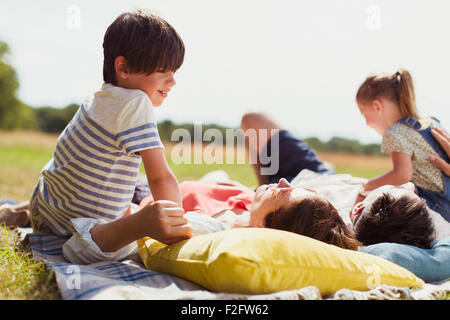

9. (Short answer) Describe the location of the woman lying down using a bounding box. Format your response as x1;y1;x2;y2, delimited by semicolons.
62;171;450;265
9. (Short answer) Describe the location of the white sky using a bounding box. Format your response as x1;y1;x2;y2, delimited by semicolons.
0;0;449;143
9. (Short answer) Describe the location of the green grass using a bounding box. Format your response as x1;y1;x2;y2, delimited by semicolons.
0;145;53;171
0;225;61;299
333;166;387;179
0;146;53;201
167;160;258;187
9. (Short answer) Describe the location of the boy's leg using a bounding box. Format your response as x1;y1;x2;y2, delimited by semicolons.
241;112;333;186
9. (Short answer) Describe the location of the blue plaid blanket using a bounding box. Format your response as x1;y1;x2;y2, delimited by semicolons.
28;232;326;300
27;233;217;300
26;231;450;300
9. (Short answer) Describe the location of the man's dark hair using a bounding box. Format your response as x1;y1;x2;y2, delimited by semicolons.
264;196;362;250
354;193;435;249
103;10;185;84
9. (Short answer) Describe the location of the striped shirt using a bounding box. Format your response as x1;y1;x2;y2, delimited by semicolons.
31;83;164;237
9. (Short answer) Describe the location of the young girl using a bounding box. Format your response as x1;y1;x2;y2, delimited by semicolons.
356;68;449;221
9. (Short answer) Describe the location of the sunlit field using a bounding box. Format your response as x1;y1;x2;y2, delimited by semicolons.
0;130;391;202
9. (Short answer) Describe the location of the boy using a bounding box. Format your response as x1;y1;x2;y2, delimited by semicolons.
29;10;192;263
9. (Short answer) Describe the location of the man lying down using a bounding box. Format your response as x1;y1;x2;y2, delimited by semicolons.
62;171;450;265
63;111;450;267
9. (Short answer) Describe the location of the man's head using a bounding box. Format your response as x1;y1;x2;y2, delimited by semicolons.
103;10;185;105
352;184;435;249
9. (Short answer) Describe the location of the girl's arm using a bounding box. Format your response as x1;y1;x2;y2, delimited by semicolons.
364;152;413;190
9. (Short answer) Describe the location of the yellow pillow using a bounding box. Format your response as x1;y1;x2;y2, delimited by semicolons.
137;228;423;295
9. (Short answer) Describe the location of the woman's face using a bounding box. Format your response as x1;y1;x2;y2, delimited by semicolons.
249;178;318;227
350;182;418;225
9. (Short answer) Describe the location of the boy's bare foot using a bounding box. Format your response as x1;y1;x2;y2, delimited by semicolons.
0;205;30;227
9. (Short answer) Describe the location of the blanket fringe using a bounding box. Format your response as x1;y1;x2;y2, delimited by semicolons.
411;279;450;300
329;285;412;300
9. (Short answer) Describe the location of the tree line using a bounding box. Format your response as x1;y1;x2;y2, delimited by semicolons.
0;40;383;155
158;120;383;156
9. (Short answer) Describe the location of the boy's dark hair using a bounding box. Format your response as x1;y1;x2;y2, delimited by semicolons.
353;193;435;249
103;10;185;85
264;196;362;250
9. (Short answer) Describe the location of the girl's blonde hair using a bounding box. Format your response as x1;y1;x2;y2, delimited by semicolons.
356;68;430;128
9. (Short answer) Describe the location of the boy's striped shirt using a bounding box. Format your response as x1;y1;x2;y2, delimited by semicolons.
31;84;163;237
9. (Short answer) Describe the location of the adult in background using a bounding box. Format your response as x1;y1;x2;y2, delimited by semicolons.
240;112;450;247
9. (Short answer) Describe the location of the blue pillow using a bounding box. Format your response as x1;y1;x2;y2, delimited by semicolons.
361;237;450;283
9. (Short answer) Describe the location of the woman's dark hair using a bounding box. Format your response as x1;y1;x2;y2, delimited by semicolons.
353;193;435;249
103;9;185;85
264;196;362;250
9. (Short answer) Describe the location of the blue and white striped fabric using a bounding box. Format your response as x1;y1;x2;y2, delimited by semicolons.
31;84;163;237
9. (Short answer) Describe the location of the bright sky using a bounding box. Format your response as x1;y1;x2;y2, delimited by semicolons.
1;0;449;143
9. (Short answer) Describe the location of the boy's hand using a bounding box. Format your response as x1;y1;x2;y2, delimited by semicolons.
139;200;193;244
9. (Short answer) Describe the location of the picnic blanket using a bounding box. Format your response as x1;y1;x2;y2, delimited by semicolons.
23;229;450;300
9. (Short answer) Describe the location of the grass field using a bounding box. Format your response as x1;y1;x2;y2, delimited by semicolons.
0;130;395;299
0;130;392;202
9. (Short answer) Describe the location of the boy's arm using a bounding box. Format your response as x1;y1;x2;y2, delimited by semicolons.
90;148;190;253
140;147;182;206
364;152;413;190
90;200;191;252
